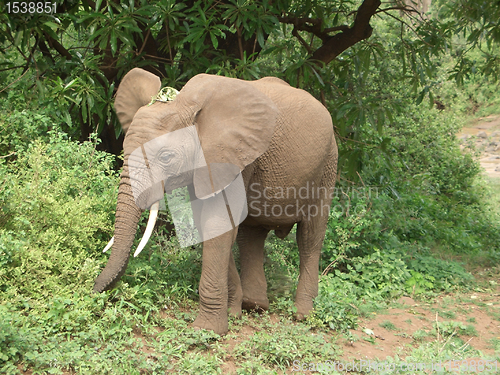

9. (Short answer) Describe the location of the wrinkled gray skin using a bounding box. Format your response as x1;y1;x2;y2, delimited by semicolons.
94;68;338;335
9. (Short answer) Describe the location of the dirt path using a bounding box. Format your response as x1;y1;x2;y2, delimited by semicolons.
458;114;500;178
339;288;500;362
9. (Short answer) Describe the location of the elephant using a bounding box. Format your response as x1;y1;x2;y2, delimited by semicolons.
93;68;338;335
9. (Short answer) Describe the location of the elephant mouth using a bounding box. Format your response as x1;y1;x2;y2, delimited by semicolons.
133;181;164;210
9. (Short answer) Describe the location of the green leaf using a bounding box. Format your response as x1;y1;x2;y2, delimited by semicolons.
43;21;60;30
256;29;265;48
64;79;79;90
40;25;59;43
416;88;426;105
110;29;117;55
428;90;434;109
210;32;218;49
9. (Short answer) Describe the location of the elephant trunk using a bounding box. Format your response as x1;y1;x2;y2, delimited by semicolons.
93;164;142;293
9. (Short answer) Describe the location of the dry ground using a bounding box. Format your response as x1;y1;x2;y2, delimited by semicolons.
340;287;500;361
459;114;500;178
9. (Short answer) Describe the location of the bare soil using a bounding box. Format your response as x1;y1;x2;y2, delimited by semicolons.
458;114;500;178
340;287;500;362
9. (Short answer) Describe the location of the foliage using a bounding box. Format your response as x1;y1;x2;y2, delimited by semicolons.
314;272;364;331
233;323;337;370
0;128;203;373
436;0;500;83
0;131;116;252
0;110;54;155
0;0;375;154
314;248;410;331
310;90;495;328
1;0;498;164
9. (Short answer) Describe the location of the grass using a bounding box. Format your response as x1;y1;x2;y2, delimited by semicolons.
486;177;500;217
378;321;397;331
437;310;457;319
413;329;431;343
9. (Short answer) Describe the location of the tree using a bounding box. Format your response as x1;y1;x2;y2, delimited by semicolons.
0;0;498;162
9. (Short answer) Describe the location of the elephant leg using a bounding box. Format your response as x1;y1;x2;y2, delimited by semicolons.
295;213;329;320
193;228;237;335
238;225;270;311
227;250;243;318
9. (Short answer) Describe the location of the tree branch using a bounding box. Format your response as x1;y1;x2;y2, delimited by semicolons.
375;6;419;14
237;26;244;60
278;16;349;42
311;0;382;65
0;65;25;73
0;69;30;93
43;32;72;60
292;28;313;54
37;36;55;64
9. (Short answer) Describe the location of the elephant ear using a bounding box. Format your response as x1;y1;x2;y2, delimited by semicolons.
114;68;161;134
176;74;278;199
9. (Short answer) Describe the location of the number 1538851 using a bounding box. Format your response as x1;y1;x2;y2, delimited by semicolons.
6;2;57;14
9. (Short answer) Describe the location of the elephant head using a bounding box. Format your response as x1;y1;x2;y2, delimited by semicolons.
93;68;278;293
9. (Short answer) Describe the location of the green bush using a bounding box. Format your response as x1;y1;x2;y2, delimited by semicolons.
405;253;474;291
233;323;337;369
315;249;411;330
0;129;201;373
0;110;54;156
389;106;480;195
314;272;362;331
0;307;38;372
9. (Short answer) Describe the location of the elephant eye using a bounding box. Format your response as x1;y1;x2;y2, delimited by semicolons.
158;151;173;164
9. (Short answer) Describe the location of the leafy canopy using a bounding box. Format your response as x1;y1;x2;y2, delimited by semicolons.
0;0;499;174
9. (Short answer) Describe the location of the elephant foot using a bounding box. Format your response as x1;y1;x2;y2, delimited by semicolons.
192;314;228;336
294;300;313;321
294;312;307;321
242;297;269;313
228;304;242;318
228;287;243;318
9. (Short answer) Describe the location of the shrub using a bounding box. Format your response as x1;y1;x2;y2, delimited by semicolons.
0;131;117;326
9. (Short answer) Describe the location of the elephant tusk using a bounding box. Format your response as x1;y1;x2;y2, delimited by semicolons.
102;237;114;253
134;201;159;257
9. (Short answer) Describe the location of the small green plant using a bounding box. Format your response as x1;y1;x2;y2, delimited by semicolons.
313;272;360;331
405;255;474;292
233;324;337;370
437;310;456;319
314;248;413;330
363;335;376;344
490;338;500;352
434;321;478;337
405;271;435;296
413;329;431;343
379;320;397;331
